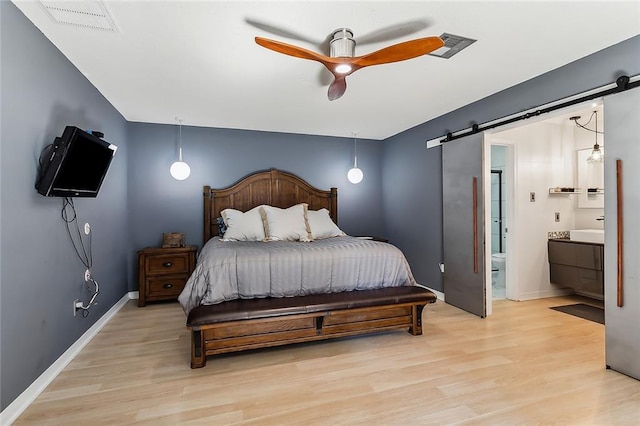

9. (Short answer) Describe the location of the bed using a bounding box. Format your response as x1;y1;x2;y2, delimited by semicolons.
180;169;436;368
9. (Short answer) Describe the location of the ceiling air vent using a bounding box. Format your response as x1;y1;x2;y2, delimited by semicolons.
428;33;476;59
39;0;119;32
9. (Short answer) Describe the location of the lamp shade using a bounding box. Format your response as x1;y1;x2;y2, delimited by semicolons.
587;146;603;163
170;160;191;180
347;166;363;184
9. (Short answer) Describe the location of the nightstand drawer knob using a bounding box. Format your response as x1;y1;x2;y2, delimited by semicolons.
162;262;173;268
163;283;173;289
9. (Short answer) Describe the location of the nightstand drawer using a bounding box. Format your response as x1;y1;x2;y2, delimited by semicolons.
138;245;197;307
146;276;188;298
146;253;191;275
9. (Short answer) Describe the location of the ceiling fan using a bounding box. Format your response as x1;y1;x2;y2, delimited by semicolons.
254;28;444;101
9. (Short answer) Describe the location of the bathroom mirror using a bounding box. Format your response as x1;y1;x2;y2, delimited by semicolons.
577;148;604;208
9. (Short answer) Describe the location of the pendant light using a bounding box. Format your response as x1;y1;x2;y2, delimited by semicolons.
170;117;191;180
587;111;603;164
570;111;603;164
347;132;363;184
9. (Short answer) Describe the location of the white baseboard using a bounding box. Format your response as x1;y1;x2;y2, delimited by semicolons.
515;288;574;301
429;288;445;301
129;290;139;300
417;284;445;301
0;292;132;425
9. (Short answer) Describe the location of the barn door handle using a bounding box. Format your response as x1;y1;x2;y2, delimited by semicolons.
616;159;623;307
473;176;478;274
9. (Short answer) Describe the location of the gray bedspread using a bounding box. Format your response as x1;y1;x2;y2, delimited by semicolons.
178;236;417;314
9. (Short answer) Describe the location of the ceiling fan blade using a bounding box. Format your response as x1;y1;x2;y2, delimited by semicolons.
328;76;347;101
357;19;433;45
255;37;333;65
354;36;444;67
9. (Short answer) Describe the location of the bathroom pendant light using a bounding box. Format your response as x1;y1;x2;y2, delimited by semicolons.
570;111;604;164
587;144;603;164
587;111;603;164
347;132;363;184
587;111;604;164
170;117;191;180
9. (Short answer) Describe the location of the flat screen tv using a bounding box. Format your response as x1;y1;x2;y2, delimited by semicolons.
36;126;117;197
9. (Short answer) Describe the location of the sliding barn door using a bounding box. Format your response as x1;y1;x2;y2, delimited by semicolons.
442;133;486;317
603;89;640;380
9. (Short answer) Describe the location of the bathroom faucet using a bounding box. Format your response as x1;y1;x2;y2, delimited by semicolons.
596;216;604;221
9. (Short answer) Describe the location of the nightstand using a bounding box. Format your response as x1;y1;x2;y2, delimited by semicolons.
137;245;197;307
371;236;389;243
357;236;389;243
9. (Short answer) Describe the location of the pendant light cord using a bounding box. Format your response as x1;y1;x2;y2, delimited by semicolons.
353;132;358;167
573;111;604;135
177;118;184;161
595;111;598;147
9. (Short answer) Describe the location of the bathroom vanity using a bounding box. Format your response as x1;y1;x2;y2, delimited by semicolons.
548;238;604;300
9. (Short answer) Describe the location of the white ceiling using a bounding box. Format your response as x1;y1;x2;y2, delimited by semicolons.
12;1;640;140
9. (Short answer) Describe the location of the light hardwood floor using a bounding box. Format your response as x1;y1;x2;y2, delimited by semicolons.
15;295;640;425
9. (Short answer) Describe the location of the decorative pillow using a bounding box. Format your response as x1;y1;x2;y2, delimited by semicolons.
260;204;312;242
220;205;266;241
215;217;227;236
306;208;346;239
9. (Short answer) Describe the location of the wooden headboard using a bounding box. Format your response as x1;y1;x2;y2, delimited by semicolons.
203;169;338;244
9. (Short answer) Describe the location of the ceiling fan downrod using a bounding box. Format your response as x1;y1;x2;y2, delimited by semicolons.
330;28;355;58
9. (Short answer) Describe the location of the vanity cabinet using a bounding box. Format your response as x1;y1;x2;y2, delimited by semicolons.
548;239;604;299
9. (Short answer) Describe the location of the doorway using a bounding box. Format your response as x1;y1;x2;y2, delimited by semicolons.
483;100;605;314
490;146;508;301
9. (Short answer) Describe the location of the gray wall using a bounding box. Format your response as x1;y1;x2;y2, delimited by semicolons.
0;2;129;410
382;35;640;292
127;123;384;290
2;0;638;412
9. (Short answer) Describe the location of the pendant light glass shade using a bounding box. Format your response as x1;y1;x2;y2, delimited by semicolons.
170;118;191;180
347;132;363;184
170;154;191;180
347;164;363;184
586;145;603;163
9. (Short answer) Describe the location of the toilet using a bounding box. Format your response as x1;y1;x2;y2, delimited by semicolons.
491;253;507;291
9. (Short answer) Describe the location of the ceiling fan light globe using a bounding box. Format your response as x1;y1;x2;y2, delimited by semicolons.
170;161;191;180
347;167;363;184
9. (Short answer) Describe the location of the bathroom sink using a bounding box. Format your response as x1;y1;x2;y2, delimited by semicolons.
569;229;604;244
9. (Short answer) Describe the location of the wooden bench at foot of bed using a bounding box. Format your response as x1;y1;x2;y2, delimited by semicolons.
186;286;437;368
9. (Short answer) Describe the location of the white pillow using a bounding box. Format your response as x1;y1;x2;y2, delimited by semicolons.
260;204;312;242
221;205;266;241
307;208;345;239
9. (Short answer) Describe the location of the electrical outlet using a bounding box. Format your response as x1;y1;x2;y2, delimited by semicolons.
555;212;560;222
73;299;82;316
530;192;536;202
84;223;91;235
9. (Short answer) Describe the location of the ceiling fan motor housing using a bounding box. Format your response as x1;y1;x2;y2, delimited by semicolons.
330;28;355;58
